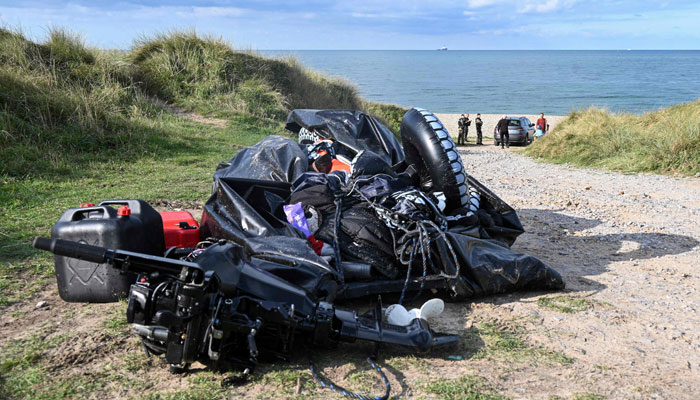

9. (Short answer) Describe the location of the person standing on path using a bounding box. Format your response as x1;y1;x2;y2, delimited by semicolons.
475;113;483;145
537;113;548;134
457;114;467;145
458;114;470;145
497;115;510;149
464;113;471;144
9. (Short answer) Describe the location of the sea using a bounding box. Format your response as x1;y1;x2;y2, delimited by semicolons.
261;50;700;115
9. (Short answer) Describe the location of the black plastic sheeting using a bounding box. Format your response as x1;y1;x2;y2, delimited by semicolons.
202;111;564;301
214;135;308;184
199;176;340;301
285;109;405;166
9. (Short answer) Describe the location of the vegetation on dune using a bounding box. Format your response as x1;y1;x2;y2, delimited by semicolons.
128;31;406;127
362;101;407;133
526;101;700;176
0;28;159;177
0;28;405;178
132;32;350;119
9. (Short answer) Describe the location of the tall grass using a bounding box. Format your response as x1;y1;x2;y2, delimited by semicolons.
526;101;700;175
0;27;162;176
362;101;407;133
130;31;365;120
0;28;404;177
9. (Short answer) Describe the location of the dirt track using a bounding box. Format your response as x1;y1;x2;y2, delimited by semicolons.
1;143;699;399
443;144;700;399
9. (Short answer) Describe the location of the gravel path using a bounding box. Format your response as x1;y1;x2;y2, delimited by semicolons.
445;144;700;399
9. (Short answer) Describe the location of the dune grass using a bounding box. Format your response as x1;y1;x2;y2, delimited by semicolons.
0;28;159;177
526;101;700;176
0;28;405;178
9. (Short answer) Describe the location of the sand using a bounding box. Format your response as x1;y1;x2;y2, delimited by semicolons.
435;113;566;143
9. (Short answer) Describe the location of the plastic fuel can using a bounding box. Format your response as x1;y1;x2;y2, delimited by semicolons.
50;199;165;302
160;211;200;249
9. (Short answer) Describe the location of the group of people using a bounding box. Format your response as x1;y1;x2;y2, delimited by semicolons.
458;113;548;149
457;113;484;145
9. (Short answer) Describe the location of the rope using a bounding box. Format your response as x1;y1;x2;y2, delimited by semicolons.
332;176;463;298
398;242;417;305
410;224;431;302
309;356;390;400
332;195;345;283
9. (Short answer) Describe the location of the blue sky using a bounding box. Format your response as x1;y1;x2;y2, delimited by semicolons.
1;1;698;49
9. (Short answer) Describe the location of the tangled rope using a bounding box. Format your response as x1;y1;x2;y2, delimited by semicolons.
337;177;463;303
332;195;345;283
309;355;390;400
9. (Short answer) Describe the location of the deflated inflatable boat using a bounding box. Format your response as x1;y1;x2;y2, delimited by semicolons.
206;108;564;300
33;108;564;399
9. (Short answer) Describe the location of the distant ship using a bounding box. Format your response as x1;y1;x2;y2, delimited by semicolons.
438;46;447;51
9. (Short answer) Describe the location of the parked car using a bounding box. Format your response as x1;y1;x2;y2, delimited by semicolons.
493;117;535;146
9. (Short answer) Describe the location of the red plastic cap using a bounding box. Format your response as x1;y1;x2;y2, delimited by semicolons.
80;202;95;207
117;206;131;216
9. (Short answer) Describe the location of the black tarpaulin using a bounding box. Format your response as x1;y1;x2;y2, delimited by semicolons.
199;177;340;300
285;109;405;165
214;135;308;183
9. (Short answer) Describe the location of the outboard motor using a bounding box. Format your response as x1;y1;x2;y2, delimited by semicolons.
33;237;459;373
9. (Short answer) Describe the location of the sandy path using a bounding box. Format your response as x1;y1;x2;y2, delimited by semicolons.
436;113;566;143
441;144;700;399
155;100;228;128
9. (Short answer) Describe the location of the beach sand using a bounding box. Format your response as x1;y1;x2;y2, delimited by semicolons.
435;113;566;144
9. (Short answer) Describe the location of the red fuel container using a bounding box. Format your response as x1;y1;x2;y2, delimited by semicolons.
160;211;200;249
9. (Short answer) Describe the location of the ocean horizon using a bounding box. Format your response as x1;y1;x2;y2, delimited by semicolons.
261;50;700;115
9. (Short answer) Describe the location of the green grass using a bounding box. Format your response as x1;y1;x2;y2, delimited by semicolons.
103;300;130;333
525;102;700;176
423;375;508;400
537;296;594;314
0;256;53;306
0;327;76;399
363;101;407;134
472;322;573;366
0;113;280;304
141;373;231;400
572;393;607;400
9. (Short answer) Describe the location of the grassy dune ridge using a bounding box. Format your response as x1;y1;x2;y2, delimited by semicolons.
526;102;700;176
0;28;405;178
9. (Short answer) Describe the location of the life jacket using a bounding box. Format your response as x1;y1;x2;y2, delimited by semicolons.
330;158;351;173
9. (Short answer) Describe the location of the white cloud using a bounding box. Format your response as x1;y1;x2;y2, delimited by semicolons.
191;7;244;18
351;12;380;18
462;11;476;16
519;0;578;14
467;0;503;8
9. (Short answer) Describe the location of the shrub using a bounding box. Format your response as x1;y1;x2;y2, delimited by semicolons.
526;101;700;176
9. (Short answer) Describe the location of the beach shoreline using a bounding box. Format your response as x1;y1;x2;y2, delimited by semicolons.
436;113;566;143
